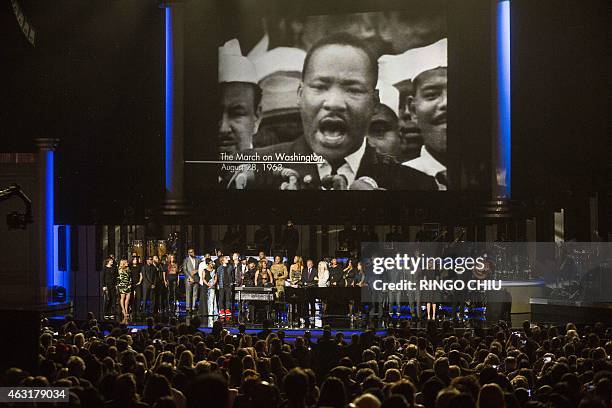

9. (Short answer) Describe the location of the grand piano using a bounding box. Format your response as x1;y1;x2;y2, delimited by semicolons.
285;285;361;314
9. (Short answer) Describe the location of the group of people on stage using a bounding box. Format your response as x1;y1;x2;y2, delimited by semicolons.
101;244;486;326
102;253;182;323
101;247;370;324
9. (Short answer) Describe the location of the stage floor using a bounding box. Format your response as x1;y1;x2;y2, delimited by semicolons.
94;306;490;336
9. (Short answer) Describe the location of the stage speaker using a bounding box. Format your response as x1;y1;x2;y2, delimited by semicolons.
58;226;67;271
0;310;40;373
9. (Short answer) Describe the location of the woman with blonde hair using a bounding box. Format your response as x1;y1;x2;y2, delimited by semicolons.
317;261;330;314
116;259;132;323
289;255;304;285
317;261;329;287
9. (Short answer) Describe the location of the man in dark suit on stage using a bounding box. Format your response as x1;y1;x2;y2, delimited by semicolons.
227;33;436;191
301;259;318;326
142;256;160;316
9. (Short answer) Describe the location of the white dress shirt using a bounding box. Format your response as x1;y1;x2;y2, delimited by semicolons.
402;146;447;190
197;262;207;283
316;138;367;187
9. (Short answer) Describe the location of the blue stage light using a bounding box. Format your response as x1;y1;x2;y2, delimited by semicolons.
497;0;511;196
165;7;173;192
46;150;54;293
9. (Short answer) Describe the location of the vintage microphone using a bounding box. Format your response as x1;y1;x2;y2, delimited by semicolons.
321;174;348;190
349;176;383;190
226;169;254;189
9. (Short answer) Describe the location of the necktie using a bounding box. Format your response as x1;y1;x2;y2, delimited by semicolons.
330;160;346;175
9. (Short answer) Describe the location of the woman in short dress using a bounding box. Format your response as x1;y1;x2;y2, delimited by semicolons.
423;258;440;321
116;259;132;323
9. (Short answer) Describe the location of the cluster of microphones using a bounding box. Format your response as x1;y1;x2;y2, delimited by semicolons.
227;167;385;190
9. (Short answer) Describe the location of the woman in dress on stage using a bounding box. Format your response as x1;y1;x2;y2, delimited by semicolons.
317;260;329;314
116;259;132;324
343;259;356;287
423;259;439;321
255;260;274;287
289;256;304;286
288;256;304;326
205;260;218;316
355;261;366;287
165;254;179;314
317;261;329;287
343;259;357;316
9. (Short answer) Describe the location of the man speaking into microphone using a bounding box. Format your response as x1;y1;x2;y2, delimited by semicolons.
227;33;436;191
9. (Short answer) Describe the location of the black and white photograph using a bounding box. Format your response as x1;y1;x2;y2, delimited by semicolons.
194;4;450;190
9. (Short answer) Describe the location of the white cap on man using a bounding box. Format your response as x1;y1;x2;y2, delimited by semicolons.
251;47;307;118
218;39;258;84
375;80;400;117
378;38;447;86
251;47;306;82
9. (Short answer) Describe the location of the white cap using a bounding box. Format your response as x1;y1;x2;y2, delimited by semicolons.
218;39;258;84
378;38;447;86
375;80;400;117
251;47;307;118
246;33;269;60
251;47;306;82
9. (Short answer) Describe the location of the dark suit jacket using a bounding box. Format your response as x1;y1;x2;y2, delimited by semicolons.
234;262;247;286
302;266;317;285
329;267;343;286
143;264;160;287
232;136;436;190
